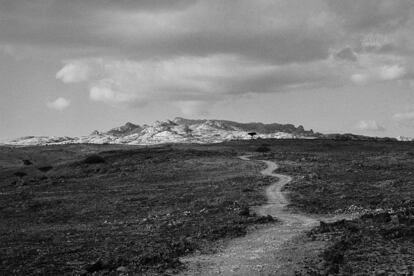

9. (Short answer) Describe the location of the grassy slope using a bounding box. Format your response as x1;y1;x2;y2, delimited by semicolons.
0;144;273;275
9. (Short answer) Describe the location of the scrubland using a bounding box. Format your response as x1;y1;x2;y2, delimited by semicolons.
252;139;414;275
0;144;272;275
1;139;413;275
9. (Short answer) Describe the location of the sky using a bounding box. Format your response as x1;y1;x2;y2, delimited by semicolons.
1;0;414;139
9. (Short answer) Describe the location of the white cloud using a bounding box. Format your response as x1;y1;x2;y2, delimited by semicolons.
350;55;407;85
393;111;414;127
56;51;411;113
89;79;139;104
56;56;346;109
47;97;71;111
351;74;369;85
355;120;385;132
379;65;406;80
56;61;91;83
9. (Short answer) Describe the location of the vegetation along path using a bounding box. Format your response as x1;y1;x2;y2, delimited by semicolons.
179;155;337;275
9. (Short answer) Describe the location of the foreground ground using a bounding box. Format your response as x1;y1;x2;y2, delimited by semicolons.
1;139;414;275
250;139;414;275
0;144;273;275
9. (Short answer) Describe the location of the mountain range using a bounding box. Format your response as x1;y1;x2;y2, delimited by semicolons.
3;117;319;146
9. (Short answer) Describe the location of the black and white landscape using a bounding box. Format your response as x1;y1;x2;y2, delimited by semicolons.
1;1;414;275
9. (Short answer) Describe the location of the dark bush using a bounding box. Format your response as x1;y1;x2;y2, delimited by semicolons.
82;154;105;164
324;240;348;265
38;166;53;173
22;159;32;166
255;144;271;153
239;206;250;216
14;171;27;177
253;215;275;223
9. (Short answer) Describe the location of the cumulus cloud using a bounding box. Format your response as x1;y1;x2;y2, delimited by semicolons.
56;61;91;83
355;120;385;132
350;53;408;85
56;53;411;110
56;55;349;107
350;64;407;85
379;65;406;80
47;97;71;111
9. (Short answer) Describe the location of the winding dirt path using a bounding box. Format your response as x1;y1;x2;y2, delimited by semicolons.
178;155;322;275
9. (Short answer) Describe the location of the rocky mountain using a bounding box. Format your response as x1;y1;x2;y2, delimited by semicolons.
3;117;318;146
396;136;414;142
105;122;142;136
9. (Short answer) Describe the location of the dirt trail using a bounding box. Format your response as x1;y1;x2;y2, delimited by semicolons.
178;155;338;276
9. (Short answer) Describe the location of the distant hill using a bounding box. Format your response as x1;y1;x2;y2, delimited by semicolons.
3;117;404;146
3;117;318;146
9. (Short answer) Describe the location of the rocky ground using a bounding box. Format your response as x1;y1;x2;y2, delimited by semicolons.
304;209;414;275
0;144;274;275
1;139;414;275
250;139;414;275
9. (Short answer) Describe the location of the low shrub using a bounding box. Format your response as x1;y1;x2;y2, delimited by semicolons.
14;171;27;177
38;166;53;172
22;159;32;166
83;154;105;164
256;144;271;153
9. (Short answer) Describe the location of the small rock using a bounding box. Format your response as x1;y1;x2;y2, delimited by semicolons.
85;259;103;273
375;270;387;276
116;266;129;272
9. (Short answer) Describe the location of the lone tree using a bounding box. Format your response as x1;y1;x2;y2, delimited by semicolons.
248;132;257;139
